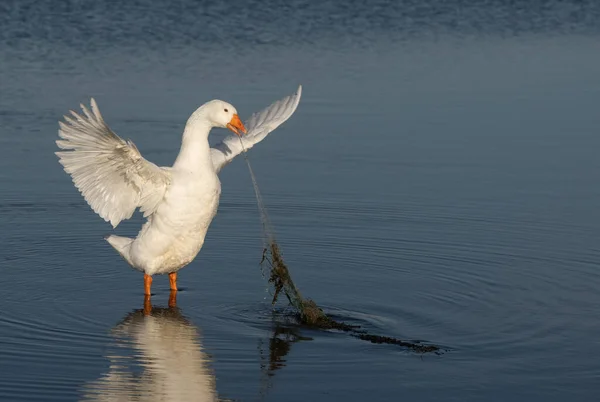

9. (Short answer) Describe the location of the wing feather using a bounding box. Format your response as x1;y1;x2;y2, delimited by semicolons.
56;99;171;228
210;85;302;173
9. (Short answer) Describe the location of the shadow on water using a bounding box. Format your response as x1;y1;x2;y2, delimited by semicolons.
80;293;231;402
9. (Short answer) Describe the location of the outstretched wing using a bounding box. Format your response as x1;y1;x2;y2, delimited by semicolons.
211;85;302;173
55;99;171;228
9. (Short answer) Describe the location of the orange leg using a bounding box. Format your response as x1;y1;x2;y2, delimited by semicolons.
168;290;177;308
169;272;178;291
144;274;153;296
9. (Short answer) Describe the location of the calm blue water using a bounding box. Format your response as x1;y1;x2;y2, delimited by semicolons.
1;1;600;401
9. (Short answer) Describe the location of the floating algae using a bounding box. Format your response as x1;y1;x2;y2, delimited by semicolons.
240;142;441;354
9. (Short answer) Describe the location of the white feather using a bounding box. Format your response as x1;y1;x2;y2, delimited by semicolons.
210;85;302;172
55;99;171;228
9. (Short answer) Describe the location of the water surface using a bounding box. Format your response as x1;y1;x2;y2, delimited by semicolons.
1;1;600;401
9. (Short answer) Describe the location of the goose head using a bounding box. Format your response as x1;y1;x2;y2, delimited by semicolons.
202;100;247;136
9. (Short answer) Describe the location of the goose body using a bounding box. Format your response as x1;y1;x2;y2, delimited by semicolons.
56;86;302;294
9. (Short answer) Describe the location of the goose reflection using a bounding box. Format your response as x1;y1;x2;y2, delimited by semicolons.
82;293;222;402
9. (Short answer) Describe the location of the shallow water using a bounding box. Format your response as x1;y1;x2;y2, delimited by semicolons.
2;1;600;401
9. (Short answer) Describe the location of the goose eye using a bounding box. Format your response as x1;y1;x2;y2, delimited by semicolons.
224;108;228;112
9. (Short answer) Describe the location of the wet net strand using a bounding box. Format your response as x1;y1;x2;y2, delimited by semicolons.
238;140;307;312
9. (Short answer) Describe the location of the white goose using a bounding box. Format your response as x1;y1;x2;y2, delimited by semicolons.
56;86;302;295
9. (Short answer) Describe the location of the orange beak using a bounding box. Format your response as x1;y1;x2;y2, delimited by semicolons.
226;114;247;136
